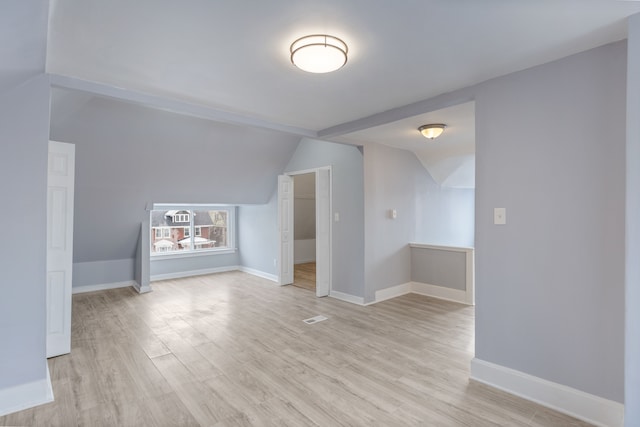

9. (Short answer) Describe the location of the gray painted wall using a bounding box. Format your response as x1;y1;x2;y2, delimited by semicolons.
0;74;50;390
474;41;626;402
363;142;474;302
0;0;50;393
415;183;475;248
285;138;365;298
74;259;135;287
49;91;300;286
364;143;415;302
626;13;640;425
237;193;279;277
411;247;467;291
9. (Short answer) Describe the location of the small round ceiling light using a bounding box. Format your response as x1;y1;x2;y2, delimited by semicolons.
418;124;446;140
290;34;348;73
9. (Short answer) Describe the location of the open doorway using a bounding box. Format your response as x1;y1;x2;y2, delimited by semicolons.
292;173;316;292
278;167;331;297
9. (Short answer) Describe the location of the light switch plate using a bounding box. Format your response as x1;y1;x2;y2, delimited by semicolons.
494;208;506;225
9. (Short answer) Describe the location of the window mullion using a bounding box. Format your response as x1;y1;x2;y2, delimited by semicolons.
190;210;195;252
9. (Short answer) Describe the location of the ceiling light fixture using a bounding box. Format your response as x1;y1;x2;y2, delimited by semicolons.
418;124;446;140
290;34;348;73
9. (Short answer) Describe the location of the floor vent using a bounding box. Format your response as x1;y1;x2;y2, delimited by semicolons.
303;315;328;324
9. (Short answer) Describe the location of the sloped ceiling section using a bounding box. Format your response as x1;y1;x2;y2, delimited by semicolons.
50;88;301;262
0;0;49;93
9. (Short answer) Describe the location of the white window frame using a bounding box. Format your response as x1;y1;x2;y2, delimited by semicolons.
174;213;189;223
154;228;162;238
195;226;201;237
162;228;170;238
150;204;236;259
184;227;190;237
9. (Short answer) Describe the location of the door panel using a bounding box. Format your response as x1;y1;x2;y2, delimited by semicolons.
47;141;75;358
278;175;294;285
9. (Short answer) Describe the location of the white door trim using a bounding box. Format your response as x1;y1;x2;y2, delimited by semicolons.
314;168;331;297
281;167;333;296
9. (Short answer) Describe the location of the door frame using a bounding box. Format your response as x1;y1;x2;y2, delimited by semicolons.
278;166;332;296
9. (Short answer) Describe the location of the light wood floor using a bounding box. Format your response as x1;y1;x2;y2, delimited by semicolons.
293;262;316;292
1;271;592;426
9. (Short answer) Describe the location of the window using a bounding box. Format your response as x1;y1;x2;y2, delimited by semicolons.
150;205;234;256
154;227;170;238
174;213;189;223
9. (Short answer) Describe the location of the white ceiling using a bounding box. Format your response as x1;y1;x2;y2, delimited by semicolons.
46;0;640;187
47;0;640;132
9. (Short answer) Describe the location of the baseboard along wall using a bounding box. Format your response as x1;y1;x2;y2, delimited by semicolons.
470;358;624;427
0;366;54;417
71;266;278;295
374;281;472;305
72;280;136;295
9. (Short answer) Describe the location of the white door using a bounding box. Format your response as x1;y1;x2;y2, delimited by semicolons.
278;175;294;285
46;141;75;358
315;169;330;297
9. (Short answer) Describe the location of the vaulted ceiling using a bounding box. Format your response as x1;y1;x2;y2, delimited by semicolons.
46;0;640;187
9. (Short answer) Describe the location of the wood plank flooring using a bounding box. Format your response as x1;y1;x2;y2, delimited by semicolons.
293;262;316;292
0;271;592;426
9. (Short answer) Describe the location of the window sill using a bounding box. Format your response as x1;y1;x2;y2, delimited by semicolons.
150;248;237;261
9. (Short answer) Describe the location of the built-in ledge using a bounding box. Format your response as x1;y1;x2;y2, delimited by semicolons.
409;242;474;305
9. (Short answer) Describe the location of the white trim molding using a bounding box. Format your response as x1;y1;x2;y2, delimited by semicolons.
132;281;152;294
238;267;278;282
374;282;412;303
470;358;624;427
374;281;471;305
0;365;54;417
72;280;136;295
329;290;365;306
412;282;469;305
151;265;239;282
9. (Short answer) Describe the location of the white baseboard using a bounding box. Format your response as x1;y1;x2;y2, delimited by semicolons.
132;281;152;294
329;290;365;306
373;281;471;305
0;365;54;417
238;266;278;282
374;282;412;303
72;280;136;294
470;358;624;427
151;265;239;282
411;281;469;305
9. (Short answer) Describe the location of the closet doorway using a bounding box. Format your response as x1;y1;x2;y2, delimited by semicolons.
292;173;316;292
277;167;331;297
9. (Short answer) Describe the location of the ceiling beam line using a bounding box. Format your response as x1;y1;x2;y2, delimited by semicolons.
317;86;478;139
49;74;317;138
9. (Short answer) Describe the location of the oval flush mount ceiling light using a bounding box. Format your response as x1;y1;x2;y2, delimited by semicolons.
418;124;446;140
290;34;348;73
